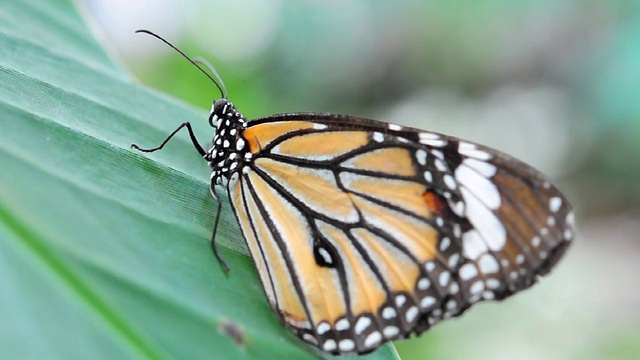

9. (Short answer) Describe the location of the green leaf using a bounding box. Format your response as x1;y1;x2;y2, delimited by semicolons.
0;1;399;359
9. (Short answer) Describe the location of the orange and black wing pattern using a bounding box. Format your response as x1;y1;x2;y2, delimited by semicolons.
225;113;574;354
130;32;574;356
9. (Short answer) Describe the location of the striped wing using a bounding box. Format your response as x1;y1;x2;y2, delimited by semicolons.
227;114;573;354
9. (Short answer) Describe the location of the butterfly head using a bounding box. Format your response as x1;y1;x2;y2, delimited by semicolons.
209;99;232;128
206;99;250;187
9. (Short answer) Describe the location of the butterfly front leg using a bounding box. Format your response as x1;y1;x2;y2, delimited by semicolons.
132;122;232;272
131;122;206;156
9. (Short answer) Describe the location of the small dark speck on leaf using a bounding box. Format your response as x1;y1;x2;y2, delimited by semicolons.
218;319;245;348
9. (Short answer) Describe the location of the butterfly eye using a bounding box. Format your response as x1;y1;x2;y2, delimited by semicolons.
209;99;230;128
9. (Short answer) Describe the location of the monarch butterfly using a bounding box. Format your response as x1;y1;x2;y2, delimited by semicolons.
132;30;574;355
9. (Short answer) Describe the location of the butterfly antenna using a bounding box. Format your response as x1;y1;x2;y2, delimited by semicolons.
193;56;228;100
135;29;227;99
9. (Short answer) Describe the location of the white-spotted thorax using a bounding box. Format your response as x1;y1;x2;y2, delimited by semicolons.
206;98;250;188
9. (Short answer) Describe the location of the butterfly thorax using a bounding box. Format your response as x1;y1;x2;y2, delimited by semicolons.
205;99;250;187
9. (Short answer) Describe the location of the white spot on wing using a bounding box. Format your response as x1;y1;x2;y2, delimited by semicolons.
318;247;333;265
443;174;457;189
455;165;501;209
339;339;355;352
460;187;507;251
364;331;382;348
452;201;465;216
549;197;562;212
424;171;433;183
439;271;451;286
303;333;317;345
434;158;447;171
459;142;492;160
383;326;399;338
564;229;573;240
486;278;501;289
419;132;439;141
388;123;402;131
317;322;330;335
459;263;478;280
462;230;488;260
425;261;436;272
422;139;447;147
406;306;419;322
418;278;431;290
470;280;485;295
567;211;575;226
448;253;460;268
439;235;449;249
421;296;436;309
382;307;396;319
419;132;446;146
355;317;371;334
323;339;336;351
335;318;349;331
416;149;427;165
449;282;459;295
463;158;497;177
478;254;499;274
531;236;541;247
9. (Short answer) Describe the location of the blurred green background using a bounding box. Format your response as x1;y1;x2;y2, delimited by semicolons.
84;0;638;359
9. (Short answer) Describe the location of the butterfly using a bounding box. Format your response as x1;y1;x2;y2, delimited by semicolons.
132;30;574;355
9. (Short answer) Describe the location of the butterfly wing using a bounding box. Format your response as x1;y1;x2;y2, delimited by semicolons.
227;113;573;354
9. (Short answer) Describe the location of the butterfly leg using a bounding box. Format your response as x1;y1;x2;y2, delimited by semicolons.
210;186;230;272
131;122;206;157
